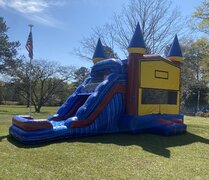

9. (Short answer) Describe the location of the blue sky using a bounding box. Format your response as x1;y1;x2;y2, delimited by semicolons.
0;0;202;68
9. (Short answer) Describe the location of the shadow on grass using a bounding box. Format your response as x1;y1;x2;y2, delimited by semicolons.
71;132;209;158
0;135;9;142
7;129;209;158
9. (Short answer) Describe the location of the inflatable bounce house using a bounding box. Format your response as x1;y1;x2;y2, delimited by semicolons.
9;23;187;144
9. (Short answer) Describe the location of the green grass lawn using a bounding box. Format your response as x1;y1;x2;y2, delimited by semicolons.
0;105;209;179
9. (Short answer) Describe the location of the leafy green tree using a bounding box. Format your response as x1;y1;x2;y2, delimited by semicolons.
181;37;209;113
0;81;20;104
73;67;90;86
46;83;76;106
0;17;20;73
181;83;209;114
193;0;209;34
182;37;209;83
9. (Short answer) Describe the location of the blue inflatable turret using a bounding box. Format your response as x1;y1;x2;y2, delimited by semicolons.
92;38;106;63
127;22;146;54
167;35;183;62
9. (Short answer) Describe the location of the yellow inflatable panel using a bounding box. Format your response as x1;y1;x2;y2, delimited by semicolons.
167;56;183;62
93;58;104;63
160;104;179;114
138;104;179;115
155;70;168;79
140;61;180;90
128;47;145;54
138;104;160;115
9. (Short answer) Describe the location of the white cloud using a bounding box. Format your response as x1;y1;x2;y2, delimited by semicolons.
8;0;48;13
32;14;60;27
0;0;6;7
0;0;65;27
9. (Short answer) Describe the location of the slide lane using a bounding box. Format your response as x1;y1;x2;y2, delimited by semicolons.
10;74;126;144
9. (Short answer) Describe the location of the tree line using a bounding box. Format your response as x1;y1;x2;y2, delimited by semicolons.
1;0;209;114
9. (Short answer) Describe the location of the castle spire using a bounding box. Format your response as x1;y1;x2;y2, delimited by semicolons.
127;23;146;54
92;38;106;63
167;35;183;62
126;23;146;115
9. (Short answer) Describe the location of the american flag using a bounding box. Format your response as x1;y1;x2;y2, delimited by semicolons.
25;31;33;59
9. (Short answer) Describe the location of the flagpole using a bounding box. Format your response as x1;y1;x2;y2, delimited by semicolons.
28;24;33;116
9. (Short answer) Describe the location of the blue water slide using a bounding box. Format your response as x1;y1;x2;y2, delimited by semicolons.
49;59;126;121
76;73;120;120
9;83;125;144
9;59;127;144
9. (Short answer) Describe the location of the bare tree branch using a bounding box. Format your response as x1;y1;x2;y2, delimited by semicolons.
13;59;76;112
75;0;187;59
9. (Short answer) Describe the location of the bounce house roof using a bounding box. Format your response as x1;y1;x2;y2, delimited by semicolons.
138;54;180;68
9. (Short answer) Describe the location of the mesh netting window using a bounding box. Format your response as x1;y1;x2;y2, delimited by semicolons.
142;88;177;104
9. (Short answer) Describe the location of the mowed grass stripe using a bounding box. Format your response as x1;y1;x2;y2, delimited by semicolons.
0;105;209;179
